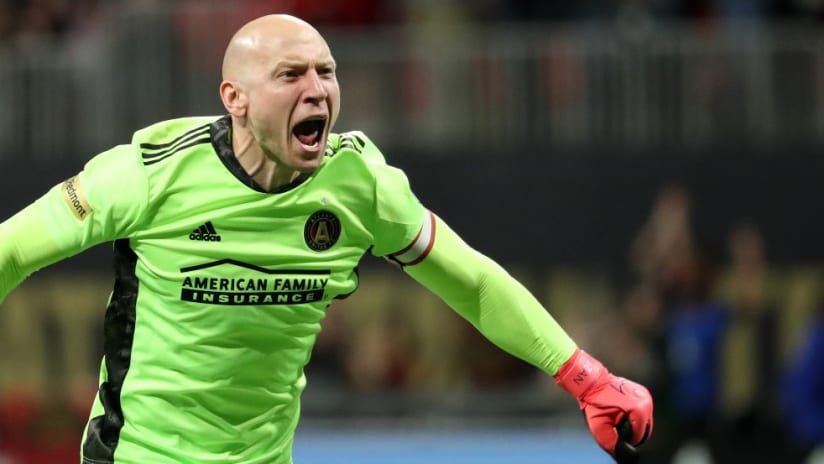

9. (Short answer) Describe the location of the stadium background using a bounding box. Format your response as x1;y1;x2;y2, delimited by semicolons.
1;0;824;463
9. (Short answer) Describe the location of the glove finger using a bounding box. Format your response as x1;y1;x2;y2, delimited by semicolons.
624;408;652;446
613;419;640;463
585;410;620;453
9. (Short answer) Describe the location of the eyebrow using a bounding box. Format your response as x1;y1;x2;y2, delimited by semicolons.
277;58;336;69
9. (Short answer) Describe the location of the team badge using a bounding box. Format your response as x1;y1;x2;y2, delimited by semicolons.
304;210;341;251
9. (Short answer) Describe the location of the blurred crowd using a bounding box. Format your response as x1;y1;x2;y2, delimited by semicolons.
620;185;824;463
3;0;824;45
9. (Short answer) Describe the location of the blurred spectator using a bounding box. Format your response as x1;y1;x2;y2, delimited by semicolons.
620;283;667;396
343;309;420;392
470;1;591;22
0;0;102;45
291;0;393;27
627;184;729;463
782;300;824;462
0;391;39;461
630;183;697;307
18;0;72;37
0;0;16;41
620;283;678;464
0;391;80;464
714;222;785;463
660;238;730;462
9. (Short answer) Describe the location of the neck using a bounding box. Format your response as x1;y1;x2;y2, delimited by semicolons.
233;131;299;192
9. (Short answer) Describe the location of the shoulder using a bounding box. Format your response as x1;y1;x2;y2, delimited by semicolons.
326;131;387;165
133;116;218;145
132;116;219;166
323;130;411;183
81;117;217;187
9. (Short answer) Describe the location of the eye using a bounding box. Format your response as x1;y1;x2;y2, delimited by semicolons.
278;69;299;80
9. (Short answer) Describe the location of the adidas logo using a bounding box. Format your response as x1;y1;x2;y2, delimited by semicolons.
189;221;222;242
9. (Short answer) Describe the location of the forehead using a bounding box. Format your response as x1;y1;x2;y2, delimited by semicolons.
263;30;334;64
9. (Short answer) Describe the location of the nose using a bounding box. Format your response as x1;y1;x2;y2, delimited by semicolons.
303;68;328;103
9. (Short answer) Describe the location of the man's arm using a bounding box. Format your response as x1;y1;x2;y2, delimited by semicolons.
1;145;149;304
399;212;653;462
0;181;99;303
0;202;70;302
400;212;577;374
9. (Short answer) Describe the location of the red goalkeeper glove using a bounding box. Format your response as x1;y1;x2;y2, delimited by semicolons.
554;348;653;464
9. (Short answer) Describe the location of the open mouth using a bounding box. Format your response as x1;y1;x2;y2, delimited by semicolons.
292;117;326;148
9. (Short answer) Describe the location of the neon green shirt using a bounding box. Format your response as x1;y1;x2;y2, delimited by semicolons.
0;115;576;464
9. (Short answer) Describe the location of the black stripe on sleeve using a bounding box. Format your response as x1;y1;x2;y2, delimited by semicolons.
141;127;210;160
142;137;212;166
140;124;210;151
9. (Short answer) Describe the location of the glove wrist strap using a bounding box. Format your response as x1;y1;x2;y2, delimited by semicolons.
553;348;606;401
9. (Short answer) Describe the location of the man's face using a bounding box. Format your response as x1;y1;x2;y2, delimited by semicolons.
243;30;340;172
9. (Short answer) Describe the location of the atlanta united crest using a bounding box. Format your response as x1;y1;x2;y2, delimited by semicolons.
304;210;341;251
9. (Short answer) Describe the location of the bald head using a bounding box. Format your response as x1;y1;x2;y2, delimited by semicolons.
222;14;326;82
217;13;341;185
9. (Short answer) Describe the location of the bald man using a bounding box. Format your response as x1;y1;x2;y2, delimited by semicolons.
0;14;652;464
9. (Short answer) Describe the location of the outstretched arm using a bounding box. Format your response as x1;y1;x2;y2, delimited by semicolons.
398;211;653;463
0;181;95;303
400;211;577;374
0;201;70;302
1;145;149;304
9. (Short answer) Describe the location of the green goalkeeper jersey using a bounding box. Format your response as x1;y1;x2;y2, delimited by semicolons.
19;116;426;464
0;115;578;464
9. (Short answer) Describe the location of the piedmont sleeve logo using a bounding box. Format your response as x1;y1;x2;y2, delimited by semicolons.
61;175;92;221
304;210;341;251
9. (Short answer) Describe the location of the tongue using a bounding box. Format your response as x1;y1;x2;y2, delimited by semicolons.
297;130;318;146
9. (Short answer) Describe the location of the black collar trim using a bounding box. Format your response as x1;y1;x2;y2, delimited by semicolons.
209;115;310;194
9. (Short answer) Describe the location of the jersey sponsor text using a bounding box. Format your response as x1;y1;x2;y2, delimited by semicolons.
180;274;329;306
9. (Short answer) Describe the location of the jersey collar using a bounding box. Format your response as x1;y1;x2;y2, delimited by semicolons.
210;115;311;194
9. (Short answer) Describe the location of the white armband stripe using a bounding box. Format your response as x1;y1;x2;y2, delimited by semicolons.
391;210;435;265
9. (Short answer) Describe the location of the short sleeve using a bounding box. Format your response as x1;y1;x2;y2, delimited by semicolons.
369;164;429;260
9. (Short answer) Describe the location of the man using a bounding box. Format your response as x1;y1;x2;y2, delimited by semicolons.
0;14;652;464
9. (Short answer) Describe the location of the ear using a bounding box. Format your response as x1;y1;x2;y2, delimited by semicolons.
220;80;247;117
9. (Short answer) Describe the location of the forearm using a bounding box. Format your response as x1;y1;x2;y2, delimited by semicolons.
0;197;84;303
0;221;26;302
403;215;576;375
